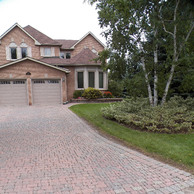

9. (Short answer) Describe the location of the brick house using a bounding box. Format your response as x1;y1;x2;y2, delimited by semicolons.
0;23;108;105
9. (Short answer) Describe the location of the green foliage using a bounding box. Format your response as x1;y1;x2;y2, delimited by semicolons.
102;96;194;133
87;0;194;104
108;80;124;97
82;87;103;99
73;90;84;99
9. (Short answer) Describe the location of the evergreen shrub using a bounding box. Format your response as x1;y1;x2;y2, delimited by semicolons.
101;96;194;133
82;88;103;99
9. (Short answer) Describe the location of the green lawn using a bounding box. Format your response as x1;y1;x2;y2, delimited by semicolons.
69;103;194;173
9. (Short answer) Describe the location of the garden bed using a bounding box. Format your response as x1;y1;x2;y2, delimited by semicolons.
70;98;123;103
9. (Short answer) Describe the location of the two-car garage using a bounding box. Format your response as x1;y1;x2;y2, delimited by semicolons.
0;79;62;106
0;58;69;106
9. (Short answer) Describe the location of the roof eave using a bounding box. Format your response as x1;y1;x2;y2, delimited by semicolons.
0;57;70;73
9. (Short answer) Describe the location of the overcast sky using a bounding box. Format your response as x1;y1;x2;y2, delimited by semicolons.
0;0;106;44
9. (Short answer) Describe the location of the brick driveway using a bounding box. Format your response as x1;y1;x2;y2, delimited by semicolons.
0;105;194;194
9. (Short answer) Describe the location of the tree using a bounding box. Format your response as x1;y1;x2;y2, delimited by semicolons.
86;0;194;106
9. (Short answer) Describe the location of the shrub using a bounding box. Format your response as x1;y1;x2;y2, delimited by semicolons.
101;96;194;133
82;88;103;99
103;91;113;98
73;90;84;99
108;80;124;97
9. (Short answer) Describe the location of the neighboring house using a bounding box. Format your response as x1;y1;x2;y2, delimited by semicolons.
0;23;108;105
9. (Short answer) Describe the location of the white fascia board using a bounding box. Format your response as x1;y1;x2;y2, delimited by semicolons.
0;57;70;73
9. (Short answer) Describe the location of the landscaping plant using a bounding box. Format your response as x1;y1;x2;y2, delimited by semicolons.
82;87;103;99
102;96;194;133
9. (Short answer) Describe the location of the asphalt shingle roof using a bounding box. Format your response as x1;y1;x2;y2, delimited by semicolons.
40;48;100;66
24;25;61;46
55;39;78;50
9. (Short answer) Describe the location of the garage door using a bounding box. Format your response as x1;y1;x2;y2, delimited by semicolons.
32;79;61;105
0;80;27;106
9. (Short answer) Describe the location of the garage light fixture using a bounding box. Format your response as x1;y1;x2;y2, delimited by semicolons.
26;72;31;75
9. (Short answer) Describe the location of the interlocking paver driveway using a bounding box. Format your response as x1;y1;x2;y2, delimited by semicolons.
0;105;194;194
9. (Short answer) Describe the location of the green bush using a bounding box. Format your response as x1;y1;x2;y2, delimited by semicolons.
82;88;103;99
108;80;124;97
101;96;194;133
73;90;84;99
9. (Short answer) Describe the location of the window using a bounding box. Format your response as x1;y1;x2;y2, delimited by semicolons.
33;80;45;84
99;72;104;88
21;48;27;58
13;80;25;84
66;53;71;59
10;48;17;59
44;48;51;56
0;81;11;84
77;72;84;88
60;52;65;59
48;80;59;84
88;72;95;88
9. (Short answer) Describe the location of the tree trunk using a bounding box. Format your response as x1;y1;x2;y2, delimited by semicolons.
153;28;158;106
141;57;154;106
161;0;179;105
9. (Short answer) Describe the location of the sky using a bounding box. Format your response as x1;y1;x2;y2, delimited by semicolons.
0;0;106;44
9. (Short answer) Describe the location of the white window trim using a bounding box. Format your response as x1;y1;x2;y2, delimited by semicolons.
75;67;108;90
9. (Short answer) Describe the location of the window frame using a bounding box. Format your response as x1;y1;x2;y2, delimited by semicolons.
88;72;95;88
99;72;104;88
21;47;28;58
10;47;17;60
77;72;84;89
44;47;51;57
66;52;71;59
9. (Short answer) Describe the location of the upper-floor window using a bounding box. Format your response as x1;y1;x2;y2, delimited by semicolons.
66;53;71;59
44;48;51;56
6;42;31;60
60;52;65;59
21;47;27;58
10;47;17;59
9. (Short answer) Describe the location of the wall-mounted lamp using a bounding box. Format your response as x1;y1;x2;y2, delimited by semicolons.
26;72;31;75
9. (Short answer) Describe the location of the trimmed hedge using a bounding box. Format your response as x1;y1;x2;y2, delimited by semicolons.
101;96;194;133
82;88;103;99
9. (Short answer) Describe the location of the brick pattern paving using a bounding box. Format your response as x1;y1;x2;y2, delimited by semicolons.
0;105;194;194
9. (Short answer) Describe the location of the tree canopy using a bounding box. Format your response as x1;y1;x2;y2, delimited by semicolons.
86;0;194;105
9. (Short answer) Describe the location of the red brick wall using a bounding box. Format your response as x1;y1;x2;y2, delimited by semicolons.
0;60;68;103
65;66;75;100
0;26;40;65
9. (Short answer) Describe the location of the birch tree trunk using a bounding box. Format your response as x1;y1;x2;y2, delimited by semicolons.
153;29;158;106
161;0;179;105
141;57;154;106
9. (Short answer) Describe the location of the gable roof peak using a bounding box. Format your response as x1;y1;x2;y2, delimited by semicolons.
0;23;41;45
71;31;105;49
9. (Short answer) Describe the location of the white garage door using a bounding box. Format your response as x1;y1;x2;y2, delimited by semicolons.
0;80;27;106
32;79;61;105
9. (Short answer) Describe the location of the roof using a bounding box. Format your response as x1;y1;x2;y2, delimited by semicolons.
0;23;41;45
40;48;101;66
71;48;101;65
55;39;78;50
24;25;61;46
0;57;70;73
70;31;105;49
